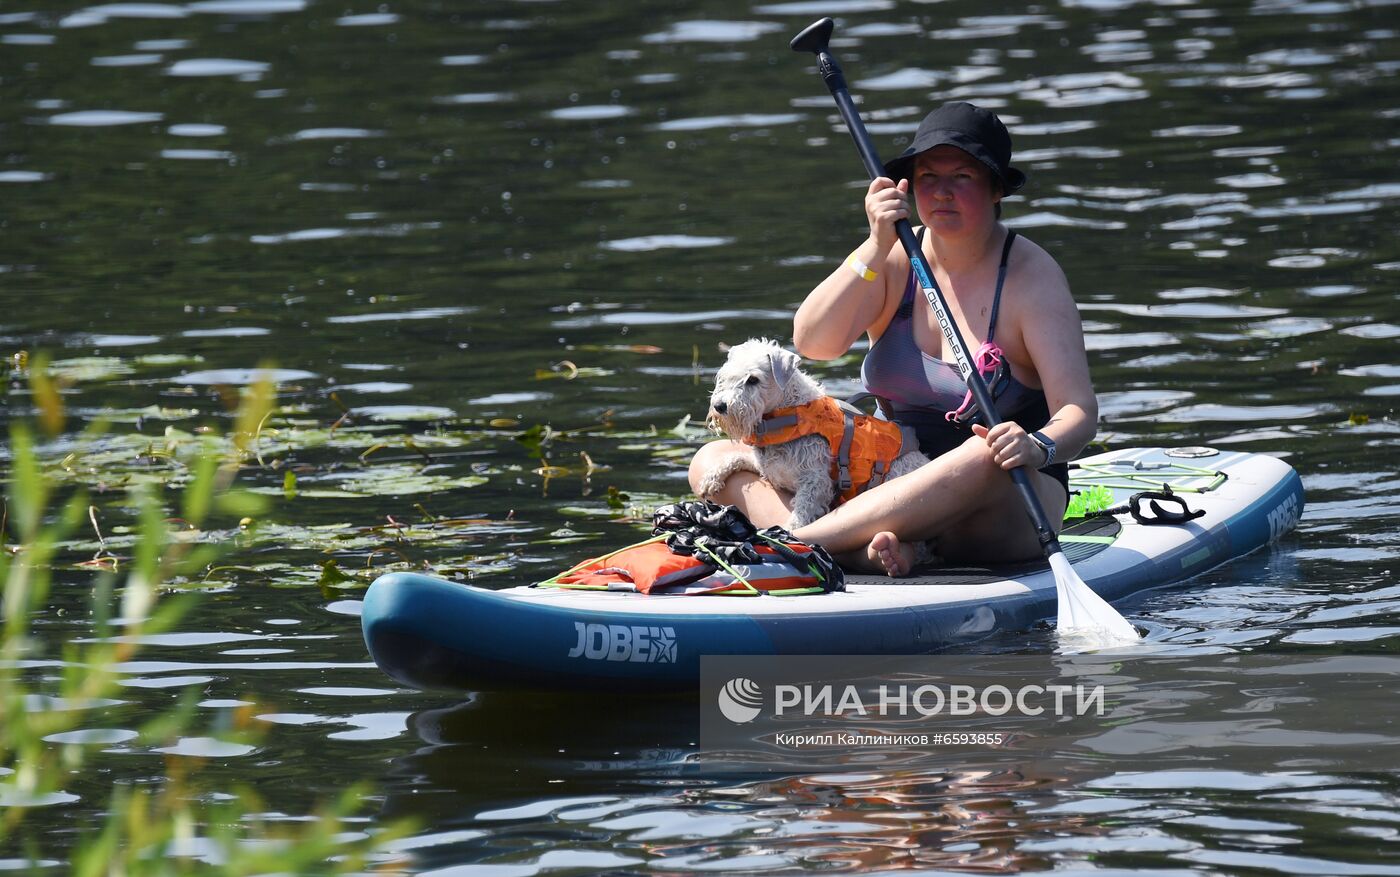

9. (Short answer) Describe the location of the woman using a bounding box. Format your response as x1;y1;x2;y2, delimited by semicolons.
688;102;1097;576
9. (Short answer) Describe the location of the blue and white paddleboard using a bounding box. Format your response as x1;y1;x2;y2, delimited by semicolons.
362;447;1303;692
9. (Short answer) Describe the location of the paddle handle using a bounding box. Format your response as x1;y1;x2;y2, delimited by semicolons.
792;18;1062;554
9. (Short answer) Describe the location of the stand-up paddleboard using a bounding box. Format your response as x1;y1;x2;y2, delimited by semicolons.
362;447;1303;692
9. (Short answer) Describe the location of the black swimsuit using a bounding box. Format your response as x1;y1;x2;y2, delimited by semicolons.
860;229;1071;496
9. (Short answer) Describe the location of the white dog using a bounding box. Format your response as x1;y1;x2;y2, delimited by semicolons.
699;338;931;532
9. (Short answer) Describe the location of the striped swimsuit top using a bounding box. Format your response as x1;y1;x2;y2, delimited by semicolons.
860;229;1053;459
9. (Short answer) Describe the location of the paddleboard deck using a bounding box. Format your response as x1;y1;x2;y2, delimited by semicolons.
362;447;1303;691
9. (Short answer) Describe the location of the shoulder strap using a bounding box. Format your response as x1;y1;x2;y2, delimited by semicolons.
986;230;1017;343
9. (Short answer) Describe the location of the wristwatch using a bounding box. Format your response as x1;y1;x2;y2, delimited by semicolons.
1029;431;1056;467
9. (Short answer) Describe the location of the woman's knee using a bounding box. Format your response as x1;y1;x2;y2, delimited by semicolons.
687;443;716;494
955;433;1004;484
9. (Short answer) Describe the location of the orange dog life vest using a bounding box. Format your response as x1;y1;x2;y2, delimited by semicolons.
740;397;912;505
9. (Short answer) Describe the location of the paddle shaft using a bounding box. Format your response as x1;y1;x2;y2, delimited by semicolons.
793;20;1062;555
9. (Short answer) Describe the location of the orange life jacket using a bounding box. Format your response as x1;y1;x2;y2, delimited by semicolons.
545;535;828;596
741;397;912;505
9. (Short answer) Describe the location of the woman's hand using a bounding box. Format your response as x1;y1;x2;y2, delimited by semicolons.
972;422;1047;470
865;177;910;254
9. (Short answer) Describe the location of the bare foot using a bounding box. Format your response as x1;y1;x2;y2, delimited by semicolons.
866;531;915;577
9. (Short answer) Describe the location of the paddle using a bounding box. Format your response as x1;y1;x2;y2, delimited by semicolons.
790;18;1139;646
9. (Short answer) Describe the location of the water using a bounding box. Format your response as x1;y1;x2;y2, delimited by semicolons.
2;0;1398;871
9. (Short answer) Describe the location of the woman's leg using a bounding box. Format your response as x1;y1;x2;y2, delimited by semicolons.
932;468;1069;564
687;440;794;529
794;434;1069;575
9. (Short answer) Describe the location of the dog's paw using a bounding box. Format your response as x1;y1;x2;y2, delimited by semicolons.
696;453;761;500
783;499;827;531
783;511;816;531
694;471;729;500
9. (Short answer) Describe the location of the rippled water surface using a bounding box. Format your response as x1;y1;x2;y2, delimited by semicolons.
3;0;1398;872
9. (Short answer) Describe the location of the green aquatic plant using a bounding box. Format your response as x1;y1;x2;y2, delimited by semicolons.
12;346;699;591
1;365;411;873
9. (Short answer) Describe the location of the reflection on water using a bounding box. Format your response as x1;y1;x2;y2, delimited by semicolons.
378;683;1400;874
2;0;1398;871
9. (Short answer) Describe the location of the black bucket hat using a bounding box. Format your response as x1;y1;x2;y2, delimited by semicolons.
882;102;1026;194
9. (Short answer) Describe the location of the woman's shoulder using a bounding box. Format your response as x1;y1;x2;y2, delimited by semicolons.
1005;229;1070;296
1006;229;1060;272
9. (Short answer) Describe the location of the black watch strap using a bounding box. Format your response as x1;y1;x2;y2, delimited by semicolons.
1029;431;1056;466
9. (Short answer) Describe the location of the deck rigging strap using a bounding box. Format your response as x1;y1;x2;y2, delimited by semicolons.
652;500;845;593
1071;460;1227;494
1092;485;1207;526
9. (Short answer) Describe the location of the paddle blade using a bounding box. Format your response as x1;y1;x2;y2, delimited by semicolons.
1048;552;1140;648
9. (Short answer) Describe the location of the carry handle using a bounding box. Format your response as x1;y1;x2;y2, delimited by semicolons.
1130;487;1206;526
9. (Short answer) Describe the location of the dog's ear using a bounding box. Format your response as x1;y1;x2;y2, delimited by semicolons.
768;348;800;392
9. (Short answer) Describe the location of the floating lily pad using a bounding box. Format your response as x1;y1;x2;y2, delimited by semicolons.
246;486;368;499
324;464;488;497
164;578;241;594
557;490;681;521
231;521;375;553
534;366;615;381
531;525;599;546
95;404;202;424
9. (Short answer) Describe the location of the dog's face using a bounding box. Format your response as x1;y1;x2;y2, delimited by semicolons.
708;339;800;439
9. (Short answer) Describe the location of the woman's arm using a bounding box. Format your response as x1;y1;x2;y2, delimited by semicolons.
975;249;1098;470
793;177;909;361
1022;258;1098;460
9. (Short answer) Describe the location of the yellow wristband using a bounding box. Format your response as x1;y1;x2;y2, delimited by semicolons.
847;254;878;282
